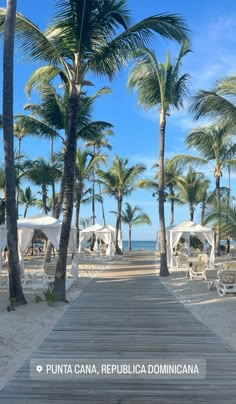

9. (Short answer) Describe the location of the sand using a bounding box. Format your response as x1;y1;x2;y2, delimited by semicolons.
160;265;236;351
0;256;106;390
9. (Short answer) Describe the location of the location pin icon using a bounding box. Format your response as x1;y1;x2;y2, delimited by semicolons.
36;365;43;373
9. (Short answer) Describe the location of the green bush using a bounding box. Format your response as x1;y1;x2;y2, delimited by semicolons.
43;284;57;305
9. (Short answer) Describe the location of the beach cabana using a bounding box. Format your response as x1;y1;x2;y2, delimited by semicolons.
79;223;122;254
167;221;215;269
0;215;78;277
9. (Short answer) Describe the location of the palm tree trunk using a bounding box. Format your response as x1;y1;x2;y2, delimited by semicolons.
16;136;21;219
115;196;123;255
170;188;175;225
128;224;132;251
24;206;27;218
201;202;205;226
158;110;169;276
54;167;65;219
215;175;221;256
190;205;194;221
54;93;78;301
42;184;48;215
3;0;26;304
99;182;106;227
75;191;82;247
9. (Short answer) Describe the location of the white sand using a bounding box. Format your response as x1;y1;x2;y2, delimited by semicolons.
0;257;105;390
160;266;236;351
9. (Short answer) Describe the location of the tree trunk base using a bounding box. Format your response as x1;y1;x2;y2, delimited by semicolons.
159;254;170;277
15;296;27;305
115;247;123;255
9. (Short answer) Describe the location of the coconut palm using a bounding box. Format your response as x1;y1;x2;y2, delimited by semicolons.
191;75;236;129
172;124;236;255
174;168;210;221
97;155;146;254
23;158;61;215
18;186;38;218
17;88;112;219
74;149;106;243
0;0;189;299
205;203;236;241
120;202;151;251
84;128;114;226
128;41;190;275
151;160;183;225
2;0;26;304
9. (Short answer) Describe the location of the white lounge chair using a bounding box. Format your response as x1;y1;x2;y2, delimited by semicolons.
211;270;236;297
197;253;209;265
176;253;189;268
189;262;207;280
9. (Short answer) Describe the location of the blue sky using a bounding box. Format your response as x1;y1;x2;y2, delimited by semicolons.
0;0;236;241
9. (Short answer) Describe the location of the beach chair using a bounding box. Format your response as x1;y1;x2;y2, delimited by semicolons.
189;262;207;280
34;263;57;285
215;270;236;297
230;248;236;258
197;253;208;264
216;261;236;279
176;253;189;268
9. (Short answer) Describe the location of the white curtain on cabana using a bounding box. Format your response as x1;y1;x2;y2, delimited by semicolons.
18;228;35;272
168;221;215;269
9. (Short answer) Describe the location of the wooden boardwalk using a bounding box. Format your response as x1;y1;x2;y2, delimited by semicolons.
1;251;236;403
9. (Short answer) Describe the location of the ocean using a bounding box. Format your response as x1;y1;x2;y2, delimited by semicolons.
122;240;156;252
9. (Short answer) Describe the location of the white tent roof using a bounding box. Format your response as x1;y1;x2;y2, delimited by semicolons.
17;214;62;228
169;221;213;233
80;223;103;234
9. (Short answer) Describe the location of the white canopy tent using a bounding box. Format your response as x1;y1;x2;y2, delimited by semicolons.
167;221;215;269
79;223;122;254
0;215;78;278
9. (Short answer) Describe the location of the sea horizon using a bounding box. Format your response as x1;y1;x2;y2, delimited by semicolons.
123;240;156;251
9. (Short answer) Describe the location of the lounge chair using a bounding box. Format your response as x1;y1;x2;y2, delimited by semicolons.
230;248;236;258
189;262;207;280
197;253;208;265
216;261;236;278
176;253;189;268
34;263;56;285
215;270;236;297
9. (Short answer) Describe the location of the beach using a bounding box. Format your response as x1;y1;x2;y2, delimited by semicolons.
160;263;236;351
1;250;236;392
0;256;104;390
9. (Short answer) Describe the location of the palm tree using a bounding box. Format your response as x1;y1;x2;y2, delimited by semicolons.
18;186;38;217
164;159;183;225
191;75;236;129
23;158;61;214
172;124;236;255
97;155;146;254
2;0;26;304
205;203;236;241
127;41;190;276
74;149;106;243
174;168;210;221
120;202;151;250
0;0;189;300
84;128;114;227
